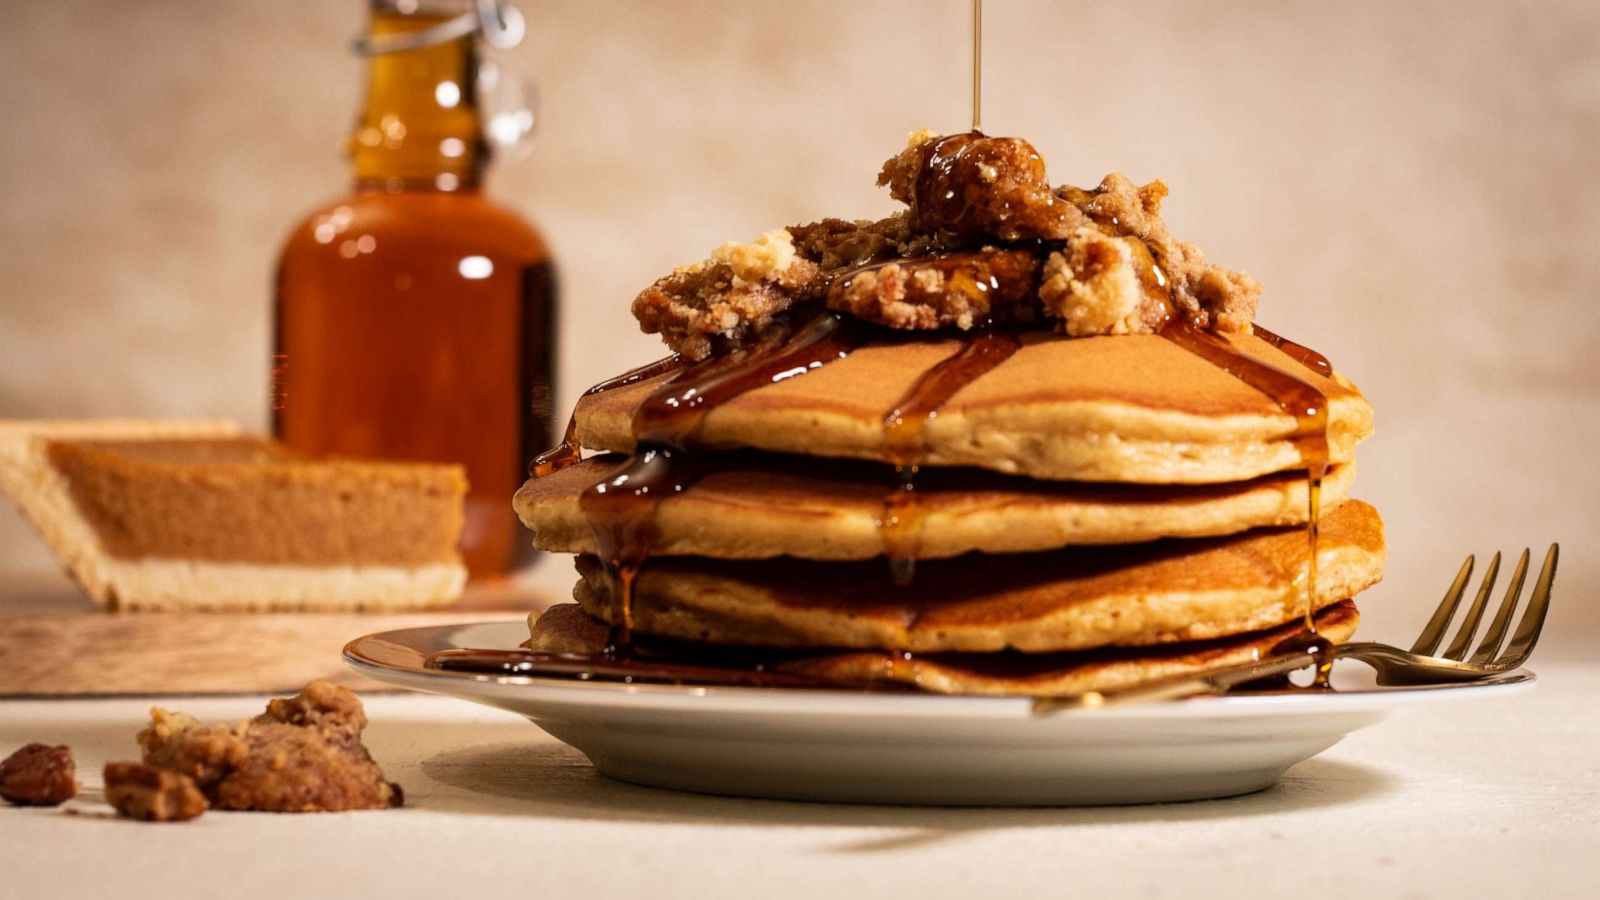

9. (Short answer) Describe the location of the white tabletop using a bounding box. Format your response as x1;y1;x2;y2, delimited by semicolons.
3;662;1597;900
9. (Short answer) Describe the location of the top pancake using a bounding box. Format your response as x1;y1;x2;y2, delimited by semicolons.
575;331;1373;484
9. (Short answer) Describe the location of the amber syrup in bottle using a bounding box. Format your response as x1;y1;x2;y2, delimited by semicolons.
274;2;555;579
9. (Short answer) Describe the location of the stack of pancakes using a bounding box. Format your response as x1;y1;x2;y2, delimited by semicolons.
516;331;1380;695
514;131;1380;696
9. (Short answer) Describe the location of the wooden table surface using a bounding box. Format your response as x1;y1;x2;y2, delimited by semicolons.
0;565;572;695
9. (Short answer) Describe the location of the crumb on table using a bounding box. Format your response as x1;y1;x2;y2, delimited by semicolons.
1;742;79;807
135;680;402;813
104;762;206;822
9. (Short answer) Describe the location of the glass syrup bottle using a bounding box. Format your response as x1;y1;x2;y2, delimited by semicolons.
273;0;555;579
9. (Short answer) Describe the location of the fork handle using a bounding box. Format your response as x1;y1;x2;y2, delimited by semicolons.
1031;650;1317;714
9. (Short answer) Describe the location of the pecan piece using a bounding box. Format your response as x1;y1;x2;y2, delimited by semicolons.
105;762;207;822
0;743;78;807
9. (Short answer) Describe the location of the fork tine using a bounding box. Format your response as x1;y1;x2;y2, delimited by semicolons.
1442;552;1500;660
1497;544;1559;667
1469;549;1529;665
1411;555;1475;655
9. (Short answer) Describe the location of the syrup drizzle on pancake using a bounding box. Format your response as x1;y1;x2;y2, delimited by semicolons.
578;312;867;650
880;328;1021;584
508;313;1344;691
1252;324;1334;379
1248;323;1337;666
1065;154;1337;647
523;294;1339;688
1158;318;1334;653
529;355;684;478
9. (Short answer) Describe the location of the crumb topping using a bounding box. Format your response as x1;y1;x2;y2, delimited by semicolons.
1061;174;1260;332
1040;232;1141;336
710;229;803;287
788;215;933;270
633;132;1261;358
878;132;1084;242
831;249;1042;331
632;261;804;363
135;680;401;813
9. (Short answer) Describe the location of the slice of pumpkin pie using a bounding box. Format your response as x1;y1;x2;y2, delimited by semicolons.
0;420;467;611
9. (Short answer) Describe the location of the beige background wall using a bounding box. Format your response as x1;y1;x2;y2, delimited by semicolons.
2;1;1596;653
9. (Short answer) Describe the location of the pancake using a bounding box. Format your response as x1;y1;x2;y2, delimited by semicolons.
518;452;1356;560
527;599;1360;697
573;331;1373;485
569;499;1384;654
781;601;1360;696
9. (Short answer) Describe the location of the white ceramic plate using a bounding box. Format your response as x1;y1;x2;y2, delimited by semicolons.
346;621;1534;806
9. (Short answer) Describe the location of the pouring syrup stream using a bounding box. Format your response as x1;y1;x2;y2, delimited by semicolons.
971;0;983;133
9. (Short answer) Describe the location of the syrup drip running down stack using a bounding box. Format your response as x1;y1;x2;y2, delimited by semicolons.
475;265;1376;697
469;124;1380;695
436;3;1380;696
527;284;1341;654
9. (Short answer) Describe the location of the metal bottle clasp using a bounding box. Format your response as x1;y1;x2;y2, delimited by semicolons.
352;0;526;55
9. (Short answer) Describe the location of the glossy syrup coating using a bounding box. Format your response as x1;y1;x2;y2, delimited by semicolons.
878;132;1085;242
631;132;1263;360
829;249;1042;330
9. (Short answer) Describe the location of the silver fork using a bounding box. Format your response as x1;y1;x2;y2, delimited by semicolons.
1033;543;1559;712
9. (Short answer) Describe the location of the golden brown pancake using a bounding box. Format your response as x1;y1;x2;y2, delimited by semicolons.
518;453;1356;560
527;599;1360;697
570;500;1384;654
574;332;1373;485
782;601;1360;696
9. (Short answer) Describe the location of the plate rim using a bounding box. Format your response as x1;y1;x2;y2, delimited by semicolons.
344;619;1538;718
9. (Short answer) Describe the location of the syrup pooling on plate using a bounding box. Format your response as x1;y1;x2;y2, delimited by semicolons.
423;647;841;689
419;601;1362;695
579;312;869;650
1267;630;1338;689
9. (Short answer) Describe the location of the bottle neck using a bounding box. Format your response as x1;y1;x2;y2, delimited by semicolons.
350;7;487;192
